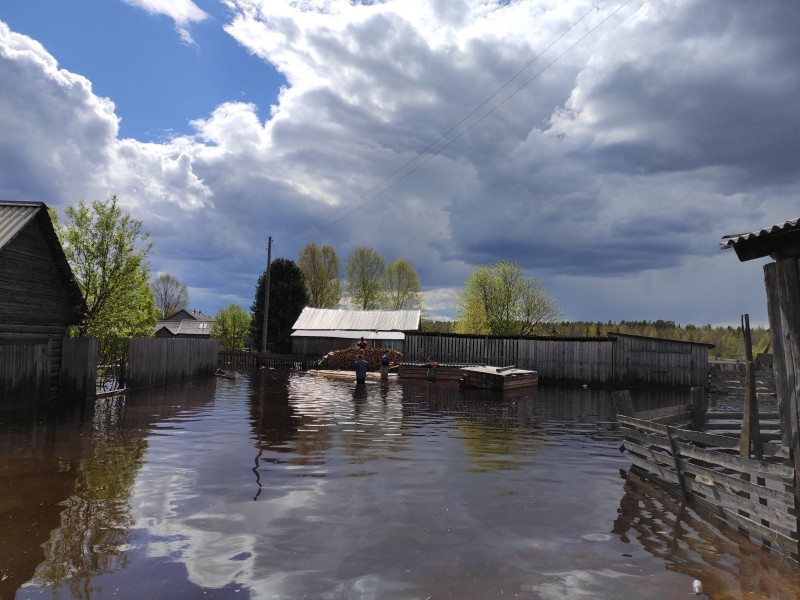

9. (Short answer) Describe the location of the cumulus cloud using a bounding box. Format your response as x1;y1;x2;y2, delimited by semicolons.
0;0;798;324
121;0;208;45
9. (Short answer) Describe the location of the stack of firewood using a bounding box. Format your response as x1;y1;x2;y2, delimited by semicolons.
317;348;404;371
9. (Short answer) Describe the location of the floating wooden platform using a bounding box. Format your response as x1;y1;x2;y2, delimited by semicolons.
397;363;479;382
459;365;538;390
306;369;398;382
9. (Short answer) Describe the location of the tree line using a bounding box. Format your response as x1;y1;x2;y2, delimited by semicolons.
52;196;768;363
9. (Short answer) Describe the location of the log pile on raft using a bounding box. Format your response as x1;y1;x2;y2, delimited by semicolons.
317;348;404;371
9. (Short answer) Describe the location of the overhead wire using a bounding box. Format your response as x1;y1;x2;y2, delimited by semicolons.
311;0;638;233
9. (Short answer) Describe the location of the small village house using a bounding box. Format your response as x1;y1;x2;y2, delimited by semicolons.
154;309;214;339
0;201;86;405
290;307;421;355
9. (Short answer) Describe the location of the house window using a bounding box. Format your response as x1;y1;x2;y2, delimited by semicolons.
384;339;403;351
199;323;207;329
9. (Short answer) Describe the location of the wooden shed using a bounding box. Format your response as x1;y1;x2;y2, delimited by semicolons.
722;217;800;462
290;307;421;356
0;201;86;405
154;309;214;339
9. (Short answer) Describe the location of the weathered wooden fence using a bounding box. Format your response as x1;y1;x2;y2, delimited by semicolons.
59;337;98;400
708;368;776;396
616;395;799;561
218;351;315;371
404;332;710;388
127;338;218;390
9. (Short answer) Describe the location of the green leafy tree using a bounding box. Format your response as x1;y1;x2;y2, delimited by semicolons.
53;196;159;363
251;258;308;353
384;258;422;310
211;304;251;351
455;261;560;335
298;242;341;308
344;247;386;310
151;272;189;318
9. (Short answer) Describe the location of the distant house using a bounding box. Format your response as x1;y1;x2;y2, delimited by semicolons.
290;307;421;355
0;201;86;404
154;309;214;339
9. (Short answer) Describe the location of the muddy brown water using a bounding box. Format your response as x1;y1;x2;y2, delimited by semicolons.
2;372;800;599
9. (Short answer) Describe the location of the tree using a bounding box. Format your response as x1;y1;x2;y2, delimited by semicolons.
250;258;308;353
344;247;386;310
53;196;159;363
298;242;341;308
151;273;189;318
384;258;422;310
211;305;251;351
454;261;560;335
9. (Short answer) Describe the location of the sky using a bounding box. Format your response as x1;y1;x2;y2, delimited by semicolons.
1;0;798;327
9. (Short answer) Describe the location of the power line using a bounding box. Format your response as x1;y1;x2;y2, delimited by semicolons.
312;0;637;233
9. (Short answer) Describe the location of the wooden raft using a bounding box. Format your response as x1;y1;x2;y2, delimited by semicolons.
459;365;538;390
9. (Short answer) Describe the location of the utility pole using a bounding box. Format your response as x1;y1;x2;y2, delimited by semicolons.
261;236;272;354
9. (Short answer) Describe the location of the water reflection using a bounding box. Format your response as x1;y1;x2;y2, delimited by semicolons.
613;468;800;599
2;375;798;599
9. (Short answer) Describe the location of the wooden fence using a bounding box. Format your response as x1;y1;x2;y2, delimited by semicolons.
59;337;98;400
404;332;710;388
616;395;799;561
708;369;776;396
127;338;219;390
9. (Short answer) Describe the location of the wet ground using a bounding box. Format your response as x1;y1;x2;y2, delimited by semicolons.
2;372;800;599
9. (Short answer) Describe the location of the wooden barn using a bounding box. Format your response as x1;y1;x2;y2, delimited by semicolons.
0;201;86;406
290;307;421;356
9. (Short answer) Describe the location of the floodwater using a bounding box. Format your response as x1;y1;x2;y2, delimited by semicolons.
2;373;800;600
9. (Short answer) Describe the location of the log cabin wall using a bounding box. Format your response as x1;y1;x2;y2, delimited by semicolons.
0;208;83;407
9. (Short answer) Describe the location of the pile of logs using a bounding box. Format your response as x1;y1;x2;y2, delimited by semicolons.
317;348;404;371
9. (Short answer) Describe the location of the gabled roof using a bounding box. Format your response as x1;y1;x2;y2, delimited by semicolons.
0;200;41;250
155;319;213;336
0;200;86;317
721;216;800;261
164;309;214;322
292;307;421;332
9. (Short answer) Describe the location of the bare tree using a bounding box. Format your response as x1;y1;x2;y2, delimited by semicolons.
151;273;190;318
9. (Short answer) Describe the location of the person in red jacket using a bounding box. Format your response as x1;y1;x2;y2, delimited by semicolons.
356;337;368;350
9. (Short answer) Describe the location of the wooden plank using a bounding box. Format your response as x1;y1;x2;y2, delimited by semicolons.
618;414;668;435
611;390;635;417
674;440;795;481
680;460;795;510
635;404;690;421
627;451;680;485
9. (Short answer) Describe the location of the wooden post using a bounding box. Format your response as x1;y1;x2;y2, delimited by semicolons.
739;314;763;460
772;257;800;556
689;386;707;431
611;390;635;418
261;236;272;354
666;426;688;500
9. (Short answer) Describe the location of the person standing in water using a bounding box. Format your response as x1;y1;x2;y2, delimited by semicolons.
354;352;369;385
380;350;391;381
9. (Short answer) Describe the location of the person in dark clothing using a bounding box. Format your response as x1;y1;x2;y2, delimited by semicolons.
356;337;368;350
380;351;391;381
354;353;369;384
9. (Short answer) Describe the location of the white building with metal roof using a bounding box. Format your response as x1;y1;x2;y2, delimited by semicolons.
290;307;421;355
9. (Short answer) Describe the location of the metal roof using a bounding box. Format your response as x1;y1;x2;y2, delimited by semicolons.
0;201;42;251
721;217;800;261
290;329;406;340
292;307;421;331
155;319;214;336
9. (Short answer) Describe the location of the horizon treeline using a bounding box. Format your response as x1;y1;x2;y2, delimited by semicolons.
421;319;771;361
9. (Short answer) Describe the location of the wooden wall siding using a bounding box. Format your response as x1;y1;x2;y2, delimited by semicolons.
0;338;50;406
619;413;799;561
0;219;78;326
127;338;219;390
60;337;98;400
611;335;708;389
405;333;708;387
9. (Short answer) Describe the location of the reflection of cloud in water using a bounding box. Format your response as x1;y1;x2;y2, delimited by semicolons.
525;568;634;599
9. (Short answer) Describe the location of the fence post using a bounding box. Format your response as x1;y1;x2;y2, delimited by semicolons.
611;390;635;418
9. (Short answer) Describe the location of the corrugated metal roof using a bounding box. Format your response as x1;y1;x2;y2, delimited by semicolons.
721;217;800;249
290;329;406;340
0;201;42;251
292;307;420;331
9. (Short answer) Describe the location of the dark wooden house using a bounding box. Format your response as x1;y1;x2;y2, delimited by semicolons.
0;201;85;405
